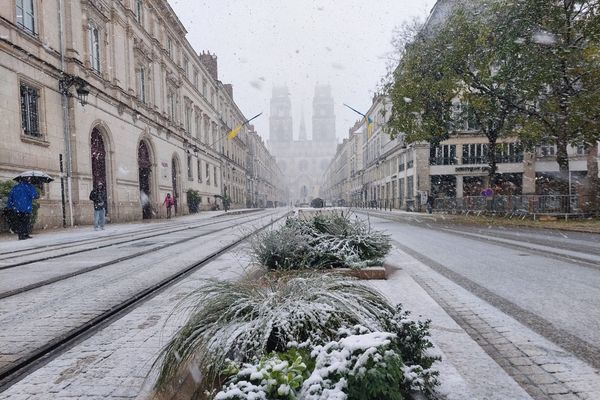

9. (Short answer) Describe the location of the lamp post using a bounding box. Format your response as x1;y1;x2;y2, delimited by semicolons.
57;73;89;227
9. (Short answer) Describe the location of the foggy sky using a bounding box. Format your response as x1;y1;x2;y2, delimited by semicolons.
167;0;436;143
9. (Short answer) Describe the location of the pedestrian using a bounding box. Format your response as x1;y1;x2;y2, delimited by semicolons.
89;182;107;230
6;177;39;240
223;193;230;212
426;192;435;214
163;193;174;218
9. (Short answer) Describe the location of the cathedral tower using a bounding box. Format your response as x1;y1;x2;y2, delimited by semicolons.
269;86;293;143
312;85;336;143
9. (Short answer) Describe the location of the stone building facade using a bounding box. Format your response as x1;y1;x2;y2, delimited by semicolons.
246;126;286;208
268;85;337;205
322;81;598;212
1;0;283;229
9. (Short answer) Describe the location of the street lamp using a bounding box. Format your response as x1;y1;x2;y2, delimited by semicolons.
59;74;90;106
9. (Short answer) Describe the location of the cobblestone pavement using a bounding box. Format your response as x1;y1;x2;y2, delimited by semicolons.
0;211;283;376
0;245;254;399
387;246;600;400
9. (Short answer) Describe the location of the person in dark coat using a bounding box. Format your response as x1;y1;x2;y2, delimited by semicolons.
6;178;39;240
89;182;108;230
426;192;435;214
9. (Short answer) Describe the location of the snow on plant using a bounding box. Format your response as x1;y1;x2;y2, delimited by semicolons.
251;224;312;270
252;212;391;270
298;329;405;400
387;306;440;397
154;272;396;395
215;348;312;400
215;323;437;400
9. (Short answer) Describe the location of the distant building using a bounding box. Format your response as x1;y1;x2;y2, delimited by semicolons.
246;125;286;208
268;85;337;205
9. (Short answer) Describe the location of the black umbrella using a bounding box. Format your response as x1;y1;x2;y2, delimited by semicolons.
13;170;54;183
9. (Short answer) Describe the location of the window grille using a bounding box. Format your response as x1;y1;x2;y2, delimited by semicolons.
20;83;40;137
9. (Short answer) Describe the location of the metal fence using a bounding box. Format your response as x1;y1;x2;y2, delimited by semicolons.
433;195;599;216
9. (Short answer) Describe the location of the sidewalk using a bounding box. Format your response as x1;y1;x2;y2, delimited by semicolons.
372;250;532;400
377;247;600;400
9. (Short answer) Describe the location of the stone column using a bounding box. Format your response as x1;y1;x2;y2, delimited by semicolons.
456;175;464;198
413;143;431;193
522;152;536;194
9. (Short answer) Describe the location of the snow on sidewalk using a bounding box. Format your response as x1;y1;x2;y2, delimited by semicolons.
367;248;533;400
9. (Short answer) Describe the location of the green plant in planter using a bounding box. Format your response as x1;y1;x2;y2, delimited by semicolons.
154;273;397;396
217;348;313;400
216;323;439;400
154;272;440;399
252;212;391;270
186;189;201;213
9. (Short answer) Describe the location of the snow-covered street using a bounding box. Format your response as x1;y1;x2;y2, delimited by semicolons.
1;209;600;399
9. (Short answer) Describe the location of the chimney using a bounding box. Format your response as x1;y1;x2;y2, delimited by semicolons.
199;51;218;81
224;83;233;99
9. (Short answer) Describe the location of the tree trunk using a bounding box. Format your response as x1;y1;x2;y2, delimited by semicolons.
585;141;599;217
487;136;499;187
555;136;571;212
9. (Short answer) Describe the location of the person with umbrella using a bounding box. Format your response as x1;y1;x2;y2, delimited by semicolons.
6;175;40;240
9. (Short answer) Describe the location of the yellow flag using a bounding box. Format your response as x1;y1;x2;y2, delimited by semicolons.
227;125;242;140
367;117;374;138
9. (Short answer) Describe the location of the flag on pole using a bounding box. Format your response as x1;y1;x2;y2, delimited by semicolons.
226;112;263;141
367;116;374;138
343;103;366;118
226;125;242;140
344;103;374;138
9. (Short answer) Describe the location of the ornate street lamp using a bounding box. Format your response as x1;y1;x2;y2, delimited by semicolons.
59;74;90;106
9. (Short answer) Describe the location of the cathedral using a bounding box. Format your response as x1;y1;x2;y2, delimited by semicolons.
269;85;338;205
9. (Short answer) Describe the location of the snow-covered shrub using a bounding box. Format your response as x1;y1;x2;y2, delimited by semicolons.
298;329;405;400
251;225;312;270
216;323;438;400
155;273;396;396
215;348;313;400
386;306;440;397
252;212;391;270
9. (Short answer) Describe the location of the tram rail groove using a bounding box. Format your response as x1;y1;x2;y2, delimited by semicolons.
357;210;600;269
0;210;291;392
0;209;262;260
0;211;280;299
0;211;268;271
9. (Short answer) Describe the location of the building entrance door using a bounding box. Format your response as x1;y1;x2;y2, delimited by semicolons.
138;141;153;219
171;157;180;215
91;128;108;213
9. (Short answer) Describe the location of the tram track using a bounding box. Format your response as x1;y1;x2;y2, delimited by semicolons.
0;210;263;270
0;209;290;391
0;211;276;300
